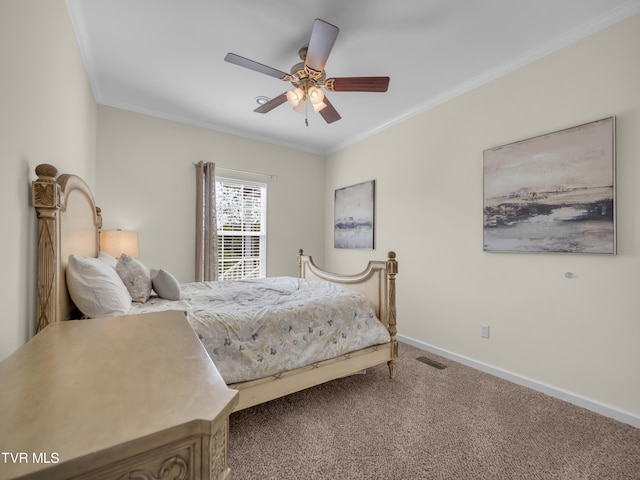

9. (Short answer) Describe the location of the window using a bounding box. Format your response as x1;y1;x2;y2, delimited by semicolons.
216;177;267;280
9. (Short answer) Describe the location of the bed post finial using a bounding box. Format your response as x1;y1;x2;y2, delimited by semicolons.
96;206;103;230
35;163;59;180
297;249;304;277
386;251;398;379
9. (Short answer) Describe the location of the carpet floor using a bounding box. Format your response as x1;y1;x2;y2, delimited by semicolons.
228;342;640;479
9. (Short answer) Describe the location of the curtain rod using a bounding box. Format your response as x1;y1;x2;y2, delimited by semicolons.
192;162;277;180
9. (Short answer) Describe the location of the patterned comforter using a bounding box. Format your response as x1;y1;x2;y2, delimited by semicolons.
129;277;391;383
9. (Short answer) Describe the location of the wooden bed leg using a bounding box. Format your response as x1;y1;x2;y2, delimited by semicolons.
386;251;398;379
388;343;398;379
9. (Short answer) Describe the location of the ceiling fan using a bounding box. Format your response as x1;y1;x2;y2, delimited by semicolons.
224;18;390;126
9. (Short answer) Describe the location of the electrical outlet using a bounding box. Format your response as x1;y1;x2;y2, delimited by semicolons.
480;324;490;339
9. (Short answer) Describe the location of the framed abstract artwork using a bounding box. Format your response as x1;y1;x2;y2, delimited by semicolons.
334;180;375;249
483;117;615;254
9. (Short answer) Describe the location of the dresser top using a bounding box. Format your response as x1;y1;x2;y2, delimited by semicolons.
0;311;238;479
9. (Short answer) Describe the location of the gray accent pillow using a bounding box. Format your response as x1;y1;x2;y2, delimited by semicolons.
150;269;181;300
115;254;152;303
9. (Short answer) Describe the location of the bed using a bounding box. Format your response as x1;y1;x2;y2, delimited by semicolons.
32;163;398;411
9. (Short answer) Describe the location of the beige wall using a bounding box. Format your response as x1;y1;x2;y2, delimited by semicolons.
325;14;640;417
2;0;637;423
96;106;325;282
0;0;96;361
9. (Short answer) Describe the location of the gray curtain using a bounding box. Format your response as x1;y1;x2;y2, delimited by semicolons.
195;161;218;281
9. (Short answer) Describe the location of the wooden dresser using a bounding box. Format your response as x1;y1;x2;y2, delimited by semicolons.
0;311;238;480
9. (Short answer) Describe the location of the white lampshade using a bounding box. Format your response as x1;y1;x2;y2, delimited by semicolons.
308;86;325;105
293;100;306;115
100;229;140;258
286;88;304;106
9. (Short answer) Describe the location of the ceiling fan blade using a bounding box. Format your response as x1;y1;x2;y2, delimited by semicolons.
254;93;288;113
224;53;290;80
325;77;390;92
318;96;341;124
305;19;339;74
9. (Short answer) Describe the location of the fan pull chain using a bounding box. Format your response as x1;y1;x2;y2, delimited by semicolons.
305;99;309;126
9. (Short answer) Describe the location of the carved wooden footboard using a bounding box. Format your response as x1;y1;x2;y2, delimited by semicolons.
227;250;398;411
297;248;398;377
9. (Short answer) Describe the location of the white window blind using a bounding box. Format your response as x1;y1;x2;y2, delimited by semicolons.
216;177;266;280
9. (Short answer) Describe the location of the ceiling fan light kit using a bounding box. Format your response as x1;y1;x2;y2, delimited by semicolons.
286;88;304;106
308;86;325;105
224;18;389;126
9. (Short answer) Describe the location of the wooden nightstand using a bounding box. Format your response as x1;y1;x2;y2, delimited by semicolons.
0;310;238;480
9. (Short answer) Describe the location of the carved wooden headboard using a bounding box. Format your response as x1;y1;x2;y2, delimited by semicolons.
32;164;102;332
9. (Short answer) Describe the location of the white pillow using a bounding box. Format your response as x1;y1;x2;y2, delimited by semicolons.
66;255;132;318
115;254;152;303
98;251;118;268
150;269;181;301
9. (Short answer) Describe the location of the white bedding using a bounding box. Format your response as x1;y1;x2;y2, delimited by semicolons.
129;276;391;383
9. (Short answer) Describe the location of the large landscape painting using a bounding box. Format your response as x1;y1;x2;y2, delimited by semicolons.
483;117;615;254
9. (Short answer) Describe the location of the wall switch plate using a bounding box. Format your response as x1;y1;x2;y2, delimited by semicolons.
480;324;490;339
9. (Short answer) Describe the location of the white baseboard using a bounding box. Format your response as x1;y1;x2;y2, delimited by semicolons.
398;334;640;429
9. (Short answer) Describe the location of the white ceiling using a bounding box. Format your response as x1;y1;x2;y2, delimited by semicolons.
68;0;640;155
